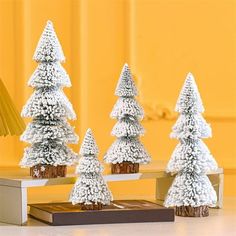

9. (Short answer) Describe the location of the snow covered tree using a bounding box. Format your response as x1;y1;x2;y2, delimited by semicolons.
70;129;112;210
19;21;79;178
104;63;151;174
164;73;218;217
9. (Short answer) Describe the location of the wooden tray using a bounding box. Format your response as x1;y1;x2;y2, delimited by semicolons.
29;200;174;225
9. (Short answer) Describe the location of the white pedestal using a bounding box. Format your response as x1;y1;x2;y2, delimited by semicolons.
0;185;27;225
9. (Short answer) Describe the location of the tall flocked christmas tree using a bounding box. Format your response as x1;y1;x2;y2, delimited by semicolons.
19;21;78;178
104;63;151;174
164;73;218;217
70;129;112;210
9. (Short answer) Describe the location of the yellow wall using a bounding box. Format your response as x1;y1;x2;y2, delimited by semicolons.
0;0;236;201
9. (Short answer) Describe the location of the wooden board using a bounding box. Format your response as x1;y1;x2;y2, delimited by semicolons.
29;200;174;226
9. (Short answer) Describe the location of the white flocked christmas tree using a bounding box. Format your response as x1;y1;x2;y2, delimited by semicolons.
164;73;218;217
104;63;151;174
70;129;112;210
19;21;78;178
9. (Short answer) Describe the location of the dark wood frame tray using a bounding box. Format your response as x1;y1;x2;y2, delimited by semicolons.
29;200;175;226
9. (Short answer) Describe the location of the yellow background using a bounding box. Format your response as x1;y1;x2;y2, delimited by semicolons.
0;0;236;202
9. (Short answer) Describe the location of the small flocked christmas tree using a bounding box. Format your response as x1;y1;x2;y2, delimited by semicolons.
104;64;151;174
19;21;78;178
164;73;218;217
70;129;112;210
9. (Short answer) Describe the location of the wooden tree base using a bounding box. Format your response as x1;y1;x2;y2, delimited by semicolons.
30;165;67;179
175;205;209;217
56;165;67;177
111;162;139;174
80;202;103;210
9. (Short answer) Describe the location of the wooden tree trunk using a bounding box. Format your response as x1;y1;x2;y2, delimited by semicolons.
175;205;209;217
30;165;67;178
57;165;67;177
80;202;103;210
111;162;139;174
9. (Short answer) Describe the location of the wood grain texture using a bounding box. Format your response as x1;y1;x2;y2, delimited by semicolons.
80;202;103;210
175;205;209;217
30;165;67;178
111;162;139;174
